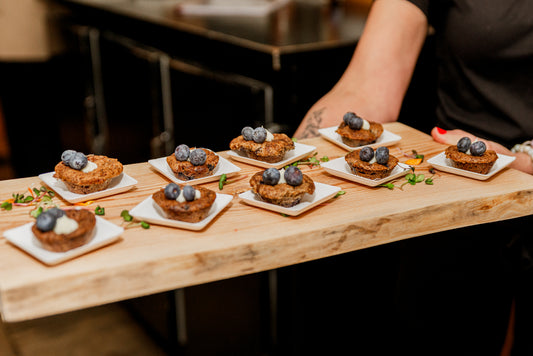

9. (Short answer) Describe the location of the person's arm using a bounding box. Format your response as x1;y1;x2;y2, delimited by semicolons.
294;0;428;138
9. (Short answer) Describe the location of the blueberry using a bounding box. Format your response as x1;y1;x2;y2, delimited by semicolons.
182;185;196;202
47;207;65;219
284;166;303;186
241;126;254;141
61;150;76;165
343;112;356;124
375;147;389;165
164;183;180;200
174;144;190;161
359;147;374;162
470;141;486;156
262;168;280;185
343;112;363;130
253;127;267;143
70;152;88;170
457;137;471;153
36;211;57;232
189;149;207;166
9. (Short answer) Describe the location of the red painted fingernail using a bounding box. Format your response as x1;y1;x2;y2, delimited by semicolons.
437;127;447;134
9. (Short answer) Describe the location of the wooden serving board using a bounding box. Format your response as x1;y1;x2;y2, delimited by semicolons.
1;122;533;322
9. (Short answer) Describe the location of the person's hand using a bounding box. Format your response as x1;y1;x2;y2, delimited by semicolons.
431;127;533;174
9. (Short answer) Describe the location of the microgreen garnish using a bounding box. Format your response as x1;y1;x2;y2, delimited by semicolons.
412;150;425;162
121;210;133;222
334;190;346;198
95;206;105;215
291;137;298;142
120;209;149;229
380;167;435;190
219;174;227;190
1;186;56;213
291;152;329;168
30;206;43;218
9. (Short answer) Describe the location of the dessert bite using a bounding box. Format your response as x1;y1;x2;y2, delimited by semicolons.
336;112;383;147
54;150;123;194
249;166;315;207
166;145;219;180
445;137;497;174
31;207;96;252
229;126;295;163
345;146;398;179
153;183;216;223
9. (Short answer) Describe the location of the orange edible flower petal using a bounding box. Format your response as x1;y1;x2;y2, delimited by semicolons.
74;201;94;206
404;158;423;165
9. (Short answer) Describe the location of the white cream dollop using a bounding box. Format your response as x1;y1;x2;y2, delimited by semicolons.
277;168;287;184
176;188;201;203
81;161;98;173
361;119;370;130
53;215;79;235
265;129;275;142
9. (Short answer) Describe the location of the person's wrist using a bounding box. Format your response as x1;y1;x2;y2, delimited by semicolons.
510;142;533;174
511;141;533;161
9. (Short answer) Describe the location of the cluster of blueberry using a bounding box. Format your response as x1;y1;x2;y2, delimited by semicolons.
457;137;486;156
164;183;197;202
343;112;365;130
61;150;88;170
241;126;268;143
359;146;389;165
174;145;207;166
35;207;65;232
262;166;303;186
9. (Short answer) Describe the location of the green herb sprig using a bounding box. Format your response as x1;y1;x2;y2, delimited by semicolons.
380;167;435;190
121;209;149;229
291;152;329;168
1;186;56;213
219;174;228;190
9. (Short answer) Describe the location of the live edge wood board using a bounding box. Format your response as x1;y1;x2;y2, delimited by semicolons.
1;122;533;322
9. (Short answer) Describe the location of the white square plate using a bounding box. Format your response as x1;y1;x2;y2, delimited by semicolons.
238;182;341;216
321;157;410;187
129;193;233;230
318;126;402;151
227;142;317;169
427;152;515;180
149;156;241;185
3;215;123;266
39;172;137;204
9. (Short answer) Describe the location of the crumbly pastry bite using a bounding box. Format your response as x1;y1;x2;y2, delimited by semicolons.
249;166;315;207
166;145;219;180
336;112;383;147
445;137;497;174
153;183;216;223
31;207;96;252
54;150;123;194
229;126;295;163
345;146;398;179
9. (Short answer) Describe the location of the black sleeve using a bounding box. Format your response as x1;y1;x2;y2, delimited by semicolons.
405;0;429;18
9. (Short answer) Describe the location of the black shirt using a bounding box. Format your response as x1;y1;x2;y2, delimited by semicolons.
407;0;533;147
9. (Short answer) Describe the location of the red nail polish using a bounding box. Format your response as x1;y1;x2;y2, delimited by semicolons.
437;127;447;134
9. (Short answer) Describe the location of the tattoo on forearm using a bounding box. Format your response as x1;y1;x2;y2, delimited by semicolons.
300;107;324;138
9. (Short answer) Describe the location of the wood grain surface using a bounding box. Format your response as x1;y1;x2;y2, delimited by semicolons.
1;122;533;322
